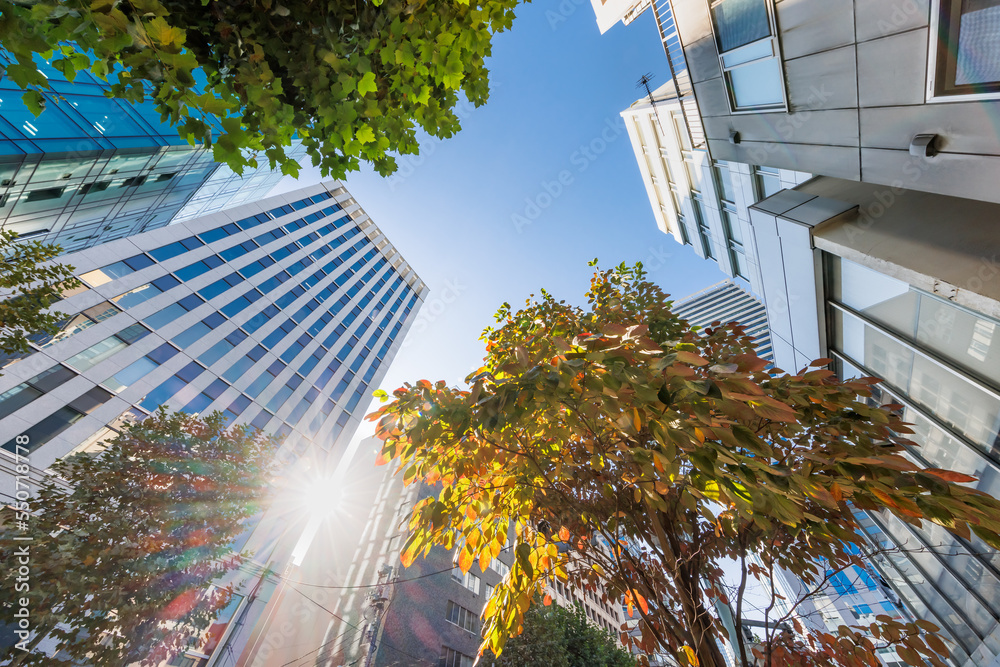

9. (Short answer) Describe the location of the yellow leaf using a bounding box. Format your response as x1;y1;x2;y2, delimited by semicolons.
681;646;700;666
632;408;641;431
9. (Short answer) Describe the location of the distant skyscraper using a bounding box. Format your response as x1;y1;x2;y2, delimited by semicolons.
673;280;773;362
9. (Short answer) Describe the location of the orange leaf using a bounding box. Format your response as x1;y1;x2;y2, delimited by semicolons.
923;468;978;484
458;548;474;574
543;594;553;606
558;526;570;542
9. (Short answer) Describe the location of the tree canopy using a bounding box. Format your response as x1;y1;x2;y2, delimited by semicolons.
484;597;635;667
0;409;279;666
0;0;521;177
369;262;1000;667
0;230;79;361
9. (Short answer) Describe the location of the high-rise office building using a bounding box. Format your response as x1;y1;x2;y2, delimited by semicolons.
0;51;305;254
673;280;773;362
0;179;425;491
0;181;427;666
606;0;1000;664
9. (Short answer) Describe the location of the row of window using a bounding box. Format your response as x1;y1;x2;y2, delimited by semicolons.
440;647;474;667
77;190;337;287
445;600;478;633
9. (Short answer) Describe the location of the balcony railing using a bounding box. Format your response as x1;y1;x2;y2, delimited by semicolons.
650;0;707;153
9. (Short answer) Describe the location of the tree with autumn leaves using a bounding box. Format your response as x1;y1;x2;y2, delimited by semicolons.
369;262;1000;667
0;410;278;666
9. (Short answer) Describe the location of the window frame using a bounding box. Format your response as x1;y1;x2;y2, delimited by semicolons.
927;0;1000;102
708;0;788;113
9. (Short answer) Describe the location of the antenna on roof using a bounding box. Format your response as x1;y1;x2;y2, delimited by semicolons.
636;72;666;135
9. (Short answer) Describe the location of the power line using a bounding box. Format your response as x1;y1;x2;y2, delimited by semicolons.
278;626;359;667
287;582;437;666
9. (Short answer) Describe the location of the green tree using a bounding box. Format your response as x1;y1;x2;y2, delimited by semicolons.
0;0;521;178
0;409;279;666
370;263;1000;667
484;598;635;667
0;230;80;359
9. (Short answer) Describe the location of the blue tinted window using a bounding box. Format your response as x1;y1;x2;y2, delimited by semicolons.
176;361;205;383
220;241;257;262
243;305;280;334
199;279;230;301
198;224;239;244
246;373;274;399
173;321;211;348
280;341;304;364
150;237;203;261
288;397;311;423
146;343;180;364
250;409;273;429
123;254;155;271
113;282;163;309
203;312;226;329
151;275;180;292
140;375;187;411
331;378;350;401
265;385;293;412
199;339;234;367
236;213;272;229
221;296;251;318
203;379;229;399
178;294;203;311
228;394;252;415
144;302;188;330
183;393;214;414
248;345;266;361
222;356;256;383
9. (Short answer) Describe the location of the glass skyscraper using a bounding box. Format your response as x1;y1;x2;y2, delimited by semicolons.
0;52;304;254
0;181;426;504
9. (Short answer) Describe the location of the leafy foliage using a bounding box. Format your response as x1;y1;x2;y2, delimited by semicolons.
370;263;1000;667
484;596;635;667
0;0;521;177
0;230;80;359
0;409;279;666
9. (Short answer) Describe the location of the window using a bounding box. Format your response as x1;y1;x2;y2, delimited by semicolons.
930;0;1000;99
692;195;715;259
451;567;481;595
489;557;510;578
445;601;478;632
440;647;474;667
754;166;781;200
710;0;786;111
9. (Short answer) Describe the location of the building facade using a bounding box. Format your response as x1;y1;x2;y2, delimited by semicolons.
602;1;1000;663
621;82;811;293
673;280;774;361
0;52;305;254
0;181;426;664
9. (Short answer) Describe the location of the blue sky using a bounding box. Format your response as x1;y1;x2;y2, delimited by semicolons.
274;1;728;441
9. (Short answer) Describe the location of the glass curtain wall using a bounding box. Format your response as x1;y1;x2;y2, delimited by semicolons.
825;253;1000;663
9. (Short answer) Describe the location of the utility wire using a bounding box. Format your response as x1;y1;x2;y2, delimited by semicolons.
278;626;359;667
287;581;436;666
